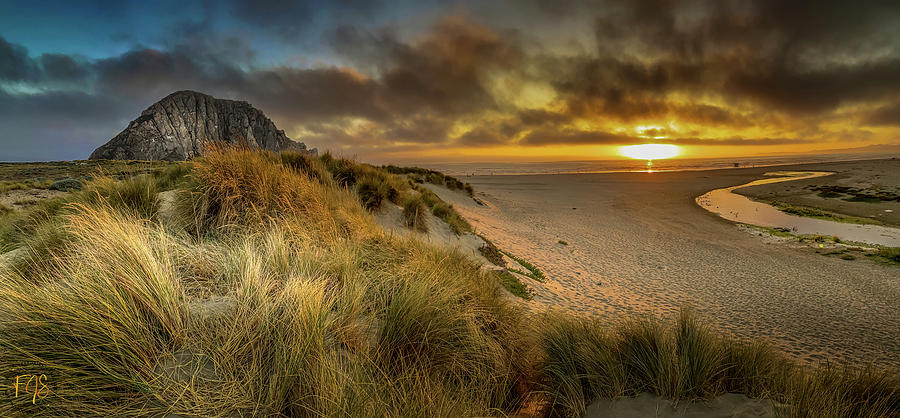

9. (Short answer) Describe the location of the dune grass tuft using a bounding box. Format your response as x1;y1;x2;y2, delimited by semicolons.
540;309;900;417
402;194;429;232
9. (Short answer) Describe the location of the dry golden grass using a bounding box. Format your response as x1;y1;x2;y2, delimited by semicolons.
0;147;896;417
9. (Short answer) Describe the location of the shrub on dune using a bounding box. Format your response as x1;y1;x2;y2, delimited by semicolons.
151;163;192;190
402;195;429;232
323;154;361;188
281;150;333;186
173;146;371;239
356;174;391;211
80;174;161;221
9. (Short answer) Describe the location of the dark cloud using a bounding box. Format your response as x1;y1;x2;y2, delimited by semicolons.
865;102;900;126
231;0;314;39
0;37;35;81
671;104;751;127
520;129;634;146
457;127;508;147
332;16;522;116
543;0;900;120
726;59;900;114
230;0;381;40
2;0;900;160
38;54;90;81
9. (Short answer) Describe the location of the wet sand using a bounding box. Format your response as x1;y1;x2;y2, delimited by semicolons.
431;159;900;367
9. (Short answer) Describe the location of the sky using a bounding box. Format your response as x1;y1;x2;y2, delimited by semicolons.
1;0;899;163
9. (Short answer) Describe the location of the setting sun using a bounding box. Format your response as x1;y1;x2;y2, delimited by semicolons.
619;144;681;161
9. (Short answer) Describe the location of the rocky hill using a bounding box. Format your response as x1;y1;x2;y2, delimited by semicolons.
89;91;313;161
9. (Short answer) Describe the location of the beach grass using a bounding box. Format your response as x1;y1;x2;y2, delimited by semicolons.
0;179;54;193
0;148;897;417
402;194;429;232
477;235;506;267
497;270;533;300
541;309;900;417
381;164;476;198
867;247;900;265
501;249;547;282
0;147;533;416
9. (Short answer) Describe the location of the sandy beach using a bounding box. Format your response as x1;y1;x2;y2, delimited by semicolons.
430;159;900;367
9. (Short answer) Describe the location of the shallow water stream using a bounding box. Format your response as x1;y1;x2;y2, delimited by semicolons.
696;171;900;247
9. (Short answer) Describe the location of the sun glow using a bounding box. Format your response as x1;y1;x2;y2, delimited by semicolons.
619;144;680;161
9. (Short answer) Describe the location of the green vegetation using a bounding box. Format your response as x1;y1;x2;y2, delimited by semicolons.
744;224;899;267
771;201;881;225
867;247;900;266
151;163;192;190
844;195;885;203
49;177;84;191
542;309;899;417
498;270;533;300
280;150;333;185
402;194;429;232
0;179;53;193
382;164;476;198
355;174;393;211
0;197;67;252
280;152;481;236
0;160;174;183
410;183;472;234
558;240;569;246
83;174;161;221
478;236;506;267
0;148;896;417
501;249;547;282
429;201;470;234
810;185;900;202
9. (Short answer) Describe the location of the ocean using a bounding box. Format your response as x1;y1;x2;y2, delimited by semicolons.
414;152;898;177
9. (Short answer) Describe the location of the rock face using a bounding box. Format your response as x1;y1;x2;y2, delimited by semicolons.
90;90;313;161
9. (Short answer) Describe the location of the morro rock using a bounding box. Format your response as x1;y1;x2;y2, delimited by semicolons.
90;90;313;161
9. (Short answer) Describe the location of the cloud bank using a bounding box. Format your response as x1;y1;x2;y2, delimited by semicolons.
1;0;899;161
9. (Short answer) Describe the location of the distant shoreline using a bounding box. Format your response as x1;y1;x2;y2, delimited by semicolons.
425;155;899;177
